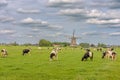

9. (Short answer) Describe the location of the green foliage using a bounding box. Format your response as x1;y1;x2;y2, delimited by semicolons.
97;43;107;48
22;43;33;46
39;39;52;47
79;43;90;48
7;42;19;46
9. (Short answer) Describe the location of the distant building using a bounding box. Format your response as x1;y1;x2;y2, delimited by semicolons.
70;30;78;47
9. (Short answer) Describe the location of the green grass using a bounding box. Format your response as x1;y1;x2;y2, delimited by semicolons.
0;46;120;80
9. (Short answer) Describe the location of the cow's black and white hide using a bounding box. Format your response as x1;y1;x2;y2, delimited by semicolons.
81;49;93;61
102;51;116;60
1;49;8;57
22;49;31;56
49;48;60;61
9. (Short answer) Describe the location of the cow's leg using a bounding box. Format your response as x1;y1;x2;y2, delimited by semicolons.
23;52;27;56
28;52;31;56
81;57;85;61
90;56;93;61
22;53;25;56
55;54;58;60
50;53;55;61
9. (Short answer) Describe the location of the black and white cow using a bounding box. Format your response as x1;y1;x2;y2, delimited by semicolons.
102;48;116;60
22;49;31;56
49;48;60;61
1;49;8;57
81;49;93;61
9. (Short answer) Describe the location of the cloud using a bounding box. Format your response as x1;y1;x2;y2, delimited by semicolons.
87;0;120;9
58;8;89;21
86;18;120;25
58;8;87;15
47;0;82;8
19;17;63;30
17;8;40;14
48;0;80;3
107;24;120;28
58;9;107;19
20;17;48;25
46;32;63;37
109;32;120;36
0;30;15;35
0;0;7;7
0;16;14;23
108;0;120;9
82;31;107;36
48;0;80;5
59;8;120;18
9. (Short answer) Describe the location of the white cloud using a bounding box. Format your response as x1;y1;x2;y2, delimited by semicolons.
48;0;80;4
59;8;87;15
87;0;120;9
86;18;120;25
48;25;63;30
0;30;15;34
47;0;82;7
0;0;7;7
59;8;120;19
17;8;40;14
105;10;120;19
109;32;120;36
21;17;48;25
0;16;14;22
46;32;63;37
82;31;107;36
21;17;35;23
87;9;104;18
19;17;63;30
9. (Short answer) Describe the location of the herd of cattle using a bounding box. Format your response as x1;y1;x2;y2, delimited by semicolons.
1;47;117;61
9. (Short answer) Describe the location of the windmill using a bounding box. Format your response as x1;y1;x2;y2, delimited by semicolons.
70;30;81;47
64;30;81;47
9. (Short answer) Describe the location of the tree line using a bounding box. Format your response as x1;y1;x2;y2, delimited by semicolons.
0;39;119;48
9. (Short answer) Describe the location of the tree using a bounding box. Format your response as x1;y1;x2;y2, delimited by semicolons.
90;44;96;47
39;39;52;47
97;43;107;48
22;43;32;46
79;43;90;48
9;41;19;46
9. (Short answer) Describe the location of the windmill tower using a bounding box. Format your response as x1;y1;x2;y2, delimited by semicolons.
70;30;78;47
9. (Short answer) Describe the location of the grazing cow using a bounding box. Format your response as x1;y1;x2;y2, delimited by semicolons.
49;48;60;61
102;48;116;60
81;49;93;61
22;49;31;56
1;49;8;57
97;48;102;51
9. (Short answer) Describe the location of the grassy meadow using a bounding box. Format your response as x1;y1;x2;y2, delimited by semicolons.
0;46;120;80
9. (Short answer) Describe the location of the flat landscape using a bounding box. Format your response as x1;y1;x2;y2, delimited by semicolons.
0;46;120;80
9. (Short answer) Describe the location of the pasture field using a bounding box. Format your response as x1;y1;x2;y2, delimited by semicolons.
0;46;120;80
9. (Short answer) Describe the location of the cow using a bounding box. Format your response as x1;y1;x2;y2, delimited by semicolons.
97;48;102;51
1;49;8;57
22;49;31;56
81;49;93;61
49;47;60;61
102;48;116;60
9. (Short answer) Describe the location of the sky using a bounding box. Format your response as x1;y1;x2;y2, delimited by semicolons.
0;0;120;45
